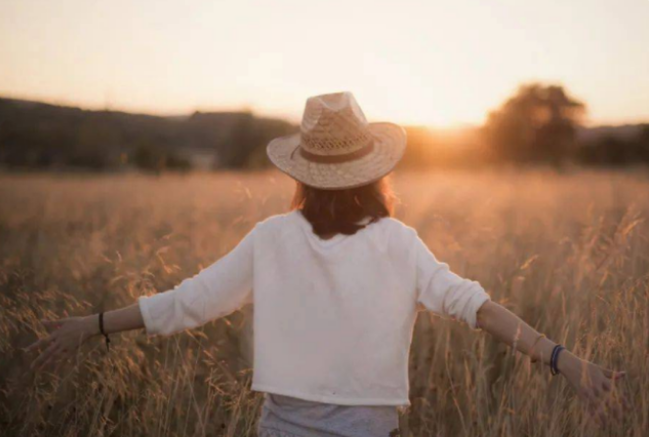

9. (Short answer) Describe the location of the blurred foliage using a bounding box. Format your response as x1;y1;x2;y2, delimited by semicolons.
1;84;649;172
132;142;192;174
484;84;585;166
578;125;649;167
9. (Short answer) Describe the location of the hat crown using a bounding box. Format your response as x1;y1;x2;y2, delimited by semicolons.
300;92;372;156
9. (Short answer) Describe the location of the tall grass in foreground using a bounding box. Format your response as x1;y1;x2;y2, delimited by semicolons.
0;169;647;436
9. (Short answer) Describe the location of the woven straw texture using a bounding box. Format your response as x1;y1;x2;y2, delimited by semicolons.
267;92;407;190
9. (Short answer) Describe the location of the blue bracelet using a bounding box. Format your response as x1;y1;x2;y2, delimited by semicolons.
550;344;565;375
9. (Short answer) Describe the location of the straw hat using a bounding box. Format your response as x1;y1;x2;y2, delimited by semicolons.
267;92;407;190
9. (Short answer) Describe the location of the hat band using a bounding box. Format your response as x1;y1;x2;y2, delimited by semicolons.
296;141;375;164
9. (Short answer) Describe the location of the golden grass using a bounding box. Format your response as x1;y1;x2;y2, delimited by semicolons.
0;169;648;436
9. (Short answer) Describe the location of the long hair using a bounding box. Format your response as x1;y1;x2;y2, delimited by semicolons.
291;177;395;238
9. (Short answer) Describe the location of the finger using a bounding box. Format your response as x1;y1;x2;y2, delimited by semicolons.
46;344;73;370
33;343;60;371
601;368;627;380
612;371;626;381
42;319;67;333
602;380;612;392
601;368;614;378
25;336;54;353
31;341;59;371
592;385;601;399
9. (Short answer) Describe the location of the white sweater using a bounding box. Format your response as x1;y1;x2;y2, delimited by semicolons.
138;211;490;406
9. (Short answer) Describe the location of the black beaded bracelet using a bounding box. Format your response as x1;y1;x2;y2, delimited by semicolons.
98;312;111;352
550;344;565;375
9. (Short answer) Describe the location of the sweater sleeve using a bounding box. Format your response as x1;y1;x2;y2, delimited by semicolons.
414;232;490;329
138;226;256;336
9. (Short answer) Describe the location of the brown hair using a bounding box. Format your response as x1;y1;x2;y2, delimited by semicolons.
291;177;395;238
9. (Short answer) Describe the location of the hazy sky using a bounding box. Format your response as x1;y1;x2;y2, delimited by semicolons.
1;0;648;126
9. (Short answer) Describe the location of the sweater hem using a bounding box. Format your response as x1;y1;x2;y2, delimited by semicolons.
466;293;491;329
251;383;411;407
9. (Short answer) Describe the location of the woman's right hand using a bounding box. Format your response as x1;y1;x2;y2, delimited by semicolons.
558;351;628;425
26;316;99;372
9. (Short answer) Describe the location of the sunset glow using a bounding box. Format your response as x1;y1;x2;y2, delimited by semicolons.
1;0;648;126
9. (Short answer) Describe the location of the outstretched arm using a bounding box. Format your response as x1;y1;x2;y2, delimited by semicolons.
27;224;257;372
477;300;627;424
27;303;145;371
411;228;628;425
476;301;558;365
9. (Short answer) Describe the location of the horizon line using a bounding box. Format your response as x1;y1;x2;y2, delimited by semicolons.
2;91;647;130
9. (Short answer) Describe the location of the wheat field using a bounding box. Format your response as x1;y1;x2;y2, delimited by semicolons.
0;170;647;436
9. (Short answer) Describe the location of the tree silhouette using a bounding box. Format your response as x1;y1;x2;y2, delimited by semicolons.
484;84;586;165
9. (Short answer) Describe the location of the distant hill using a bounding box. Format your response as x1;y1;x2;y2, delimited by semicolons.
1;96;648;171
0;97;296;171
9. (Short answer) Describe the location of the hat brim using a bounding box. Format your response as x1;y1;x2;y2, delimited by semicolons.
266;122;407;190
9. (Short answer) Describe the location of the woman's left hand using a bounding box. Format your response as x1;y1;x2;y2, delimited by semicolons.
558;351;628;425
26;316;98;372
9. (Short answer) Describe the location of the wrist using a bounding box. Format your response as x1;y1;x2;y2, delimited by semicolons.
556;349;578;374
82;315;101;339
